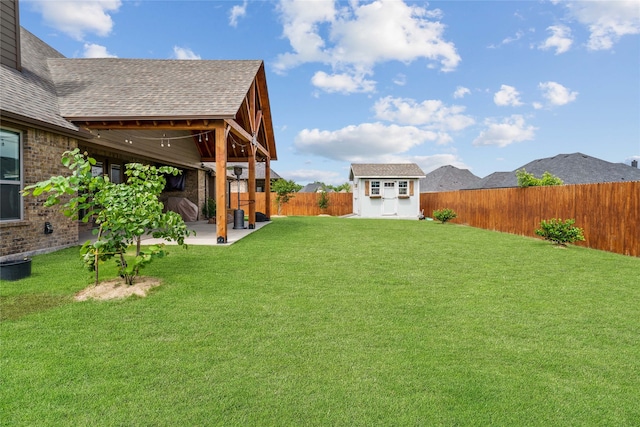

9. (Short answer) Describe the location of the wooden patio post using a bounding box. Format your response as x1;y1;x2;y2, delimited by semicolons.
215;123;227;243
264;157;271;219
248;147;256;229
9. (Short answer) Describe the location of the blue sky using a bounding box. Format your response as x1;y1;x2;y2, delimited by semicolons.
19;0;640;185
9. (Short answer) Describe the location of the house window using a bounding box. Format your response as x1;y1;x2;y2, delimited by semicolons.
0;129;22;221
370;181;380;195
91;161;104;177
398;181;408;195
110;164;121;184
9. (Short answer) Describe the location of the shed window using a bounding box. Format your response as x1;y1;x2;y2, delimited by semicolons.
398;181;408;195
0;129;22;221
370;181;380;196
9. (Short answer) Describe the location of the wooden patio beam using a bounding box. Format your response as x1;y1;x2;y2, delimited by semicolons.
77;119;225;131
225;119;269;159
247;146;256;229
214;122;228;244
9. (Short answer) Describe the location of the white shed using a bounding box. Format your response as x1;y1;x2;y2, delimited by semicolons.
349;163;426;219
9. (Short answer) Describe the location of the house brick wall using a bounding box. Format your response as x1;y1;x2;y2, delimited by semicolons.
1;126;80;261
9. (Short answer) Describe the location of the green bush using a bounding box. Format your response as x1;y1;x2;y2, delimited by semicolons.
317;189;329;210
202;197;216;218
516;169;563;187
433;208;457;224
535;218;585;246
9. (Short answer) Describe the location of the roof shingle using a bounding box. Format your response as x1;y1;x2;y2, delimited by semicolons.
350;163;425;180
47;58;263;119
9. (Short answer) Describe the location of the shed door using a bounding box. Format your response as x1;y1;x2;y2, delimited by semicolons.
382;182;396;215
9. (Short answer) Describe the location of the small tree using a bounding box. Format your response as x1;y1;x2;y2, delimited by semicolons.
327;182;351;192
272;179;301;215
516;169;563;187
317;188;329;210
23;149;193;285
535;218;585;246
433;208;457;224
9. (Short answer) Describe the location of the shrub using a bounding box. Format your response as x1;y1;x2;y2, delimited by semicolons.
535;218;585;246
433;208;457;224
317;189;329;210
202;197;216;218
516;169;563;187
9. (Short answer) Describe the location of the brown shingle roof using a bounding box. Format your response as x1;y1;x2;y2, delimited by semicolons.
349;163;425;180
47;58;263;120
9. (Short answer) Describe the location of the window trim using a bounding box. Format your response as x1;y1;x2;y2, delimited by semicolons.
370;180;381;196
0;127;24;222
398;180;408;196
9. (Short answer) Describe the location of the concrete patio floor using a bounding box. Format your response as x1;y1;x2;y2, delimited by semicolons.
79;220;271;246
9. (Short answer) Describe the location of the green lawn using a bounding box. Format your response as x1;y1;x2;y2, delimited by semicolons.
2;217;639;426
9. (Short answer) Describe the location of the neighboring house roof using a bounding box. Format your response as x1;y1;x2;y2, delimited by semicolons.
420;165;481;192
349;163;426;180
299;183;334;193
203;162;281;180
466;172;515;189
517;152;640;184
48;58;263;120
465;152;640;189
0;28;79;132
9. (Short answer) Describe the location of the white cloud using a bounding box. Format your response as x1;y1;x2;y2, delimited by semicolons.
538;81;578;106
539;25;573;54
373;96;475;137
453;86;470;99
83;42;116;58
494;85;524;107
284;168;345;185
393;73;407;86
28;0;121;40
413;154;470;174
311;71;376;93
172;46;201;60
275;0;460;94
563;0;640;50
294;122;437;162
472;115;537;147
502;30;525;45
229;1;248;27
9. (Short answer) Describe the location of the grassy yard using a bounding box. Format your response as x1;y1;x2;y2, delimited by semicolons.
1;217;639;426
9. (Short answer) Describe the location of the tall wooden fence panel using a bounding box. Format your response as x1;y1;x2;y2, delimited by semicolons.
233;192;353;217
420;182;639;257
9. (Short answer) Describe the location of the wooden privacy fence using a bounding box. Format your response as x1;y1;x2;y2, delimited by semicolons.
420;182;640;257
232;192;353;217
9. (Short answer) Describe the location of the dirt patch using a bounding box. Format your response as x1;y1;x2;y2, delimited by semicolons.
74;277;162;301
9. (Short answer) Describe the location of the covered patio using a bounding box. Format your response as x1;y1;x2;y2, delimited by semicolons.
48;58;277;244
81;219;271;246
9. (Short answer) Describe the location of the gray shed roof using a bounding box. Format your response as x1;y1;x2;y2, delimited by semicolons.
48;58;263;120
420;165;481;192
0;28;78;132
349;163;425;180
